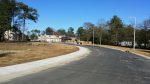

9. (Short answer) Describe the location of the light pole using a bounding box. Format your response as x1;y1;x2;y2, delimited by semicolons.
128;17;136;50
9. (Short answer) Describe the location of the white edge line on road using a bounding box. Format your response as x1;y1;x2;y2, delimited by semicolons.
0;46;91;83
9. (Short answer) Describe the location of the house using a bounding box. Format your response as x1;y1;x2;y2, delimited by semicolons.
38;32;78;43
119;41;133;47
4;30;21;41
119;41;139;47
38;35;63;43
38;32;65;43
65;37;77;44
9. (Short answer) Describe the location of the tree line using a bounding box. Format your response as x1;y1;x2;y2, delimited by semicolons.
76;15;150;49
0;0;38;41
24;15;150;49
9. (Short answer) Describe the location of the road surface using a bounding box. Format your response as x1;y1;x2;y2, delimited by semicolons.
1;46;150;84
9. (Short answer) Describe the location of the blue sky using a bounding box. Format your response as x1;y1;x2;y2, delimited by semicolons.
17;0;150;32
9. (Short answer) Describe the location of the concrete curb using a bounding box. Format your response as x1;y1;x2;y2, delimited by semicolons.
131;52;150;59
96;45;150;59
0;46;90;83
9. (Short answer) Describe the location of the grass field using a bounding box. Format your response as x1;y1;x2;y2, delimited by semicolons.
0;42;79;67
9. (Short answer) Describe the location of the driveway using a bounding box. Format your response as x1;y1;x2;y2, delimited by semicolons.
1;46;150;84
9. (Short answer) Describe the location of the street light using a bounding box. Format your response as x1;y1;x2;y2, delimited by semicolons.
128;17;136;50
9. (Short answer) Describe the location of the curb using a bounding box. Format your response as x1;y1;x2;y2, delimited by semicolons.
0;46;90;83
131;52;150;59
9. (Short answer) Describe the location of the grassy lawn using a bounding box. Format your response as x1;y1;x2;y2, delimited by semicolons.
99;45;150;57
0;42;79;67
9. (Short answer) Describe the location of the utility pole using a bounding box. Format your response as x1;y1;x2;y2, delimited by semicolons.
100;32;102;45
129;17;136;50
93;27;94;45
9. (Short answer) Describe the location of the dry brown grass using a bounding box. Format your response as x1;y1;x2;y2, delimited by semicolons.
0;42;79;67
99;45;150;57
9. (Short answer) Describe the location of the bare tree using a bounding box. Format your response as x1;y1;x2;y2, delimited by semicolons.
83;22;94;43
97;19;106;45
141;19;150;48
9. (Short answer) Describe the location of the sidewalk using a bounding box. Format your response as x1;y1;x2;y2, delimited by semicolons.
0;46;90;83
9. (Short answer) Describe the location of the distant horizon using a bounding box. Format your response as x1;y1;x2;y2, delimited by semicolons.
17;0;150;32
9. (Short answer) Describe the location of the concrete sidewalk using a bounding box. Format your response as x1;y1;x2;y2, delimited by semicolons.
0;46;90;83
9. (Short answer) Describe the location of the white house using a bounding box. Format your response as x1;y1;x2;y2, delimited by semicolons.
120;41;133;47
4;30;20;41
119;41;139;47
38;34;64;43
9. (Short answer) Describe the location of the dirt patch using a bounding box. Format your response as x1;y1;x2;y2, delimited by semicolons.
0;42;79;67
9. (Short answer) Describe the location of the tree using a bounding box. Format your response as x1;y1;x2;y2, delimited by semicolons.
141;19;150;48
76;27;86;41
33;29;40;36
45;27;54;35
125;25;134;43
83;22;94;42
67;27;75;37
0;0;16;41
115;25;134;47
95;26;103;44
57;29;66;35
30;33;38;40
10;0;19;27
0;0;38;41
101;30;111;45
41;31;46;35
30;29;40;40
17;2;38;40
109;15;123;45
27;31;30;37
136;29;145;48
97;19;106;45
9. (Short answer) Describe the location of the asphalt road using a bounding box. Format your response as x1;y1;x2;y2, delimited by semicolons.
1;46;150;84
